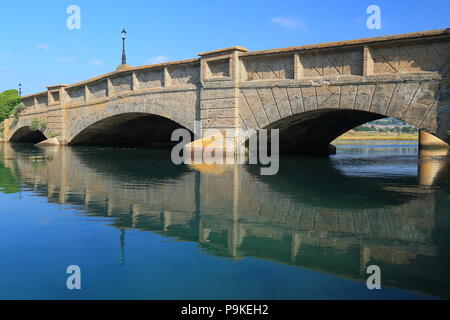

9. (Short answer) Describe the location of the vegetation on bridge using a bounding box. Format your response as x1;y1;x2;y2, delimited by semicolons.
0;90;21;123
1;90;48;134
0;89;26;133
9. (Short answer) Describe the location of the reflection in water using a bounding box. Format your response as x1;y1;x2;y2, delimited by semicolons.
419;148;450;186
0;142;449;299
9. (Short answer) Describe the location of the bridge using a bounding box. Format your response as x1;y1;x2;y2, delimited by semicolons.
2;29;450;154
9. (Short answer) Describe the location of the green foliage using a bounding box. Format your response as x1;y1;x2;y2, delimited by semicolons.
30;118;39;131
0;90;21;123
39;121;46;131
12;102;25;118
8;102;26;129
48;131;57;138
353;124;418;133
0;162;21;194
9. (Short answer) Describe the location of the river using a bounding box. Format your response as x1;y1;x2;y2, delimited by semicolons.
0;141;449;299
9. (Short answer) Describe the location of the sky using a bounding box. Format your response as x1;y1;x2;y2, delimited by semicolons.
0;0;449;94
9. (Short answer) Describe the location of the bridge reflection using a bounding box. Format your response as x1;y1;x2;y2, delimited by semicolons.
0;143;449;298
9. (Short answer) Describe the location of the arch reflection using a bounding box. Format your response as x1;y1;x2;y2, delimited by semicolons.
0;143;449;298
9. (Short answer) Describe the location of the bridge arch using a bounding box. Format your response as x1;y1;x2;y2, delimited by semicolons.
68;112;194;147
66;98;196;147
240;79;449;155
9;126;47;144
265;109;385;155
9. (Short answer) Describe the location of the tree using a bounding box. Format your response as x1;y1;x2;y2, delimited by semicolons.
0;90;21;123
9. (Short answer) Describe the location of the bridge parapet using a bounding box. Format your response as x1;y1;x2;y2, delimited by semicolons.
239;28;450;82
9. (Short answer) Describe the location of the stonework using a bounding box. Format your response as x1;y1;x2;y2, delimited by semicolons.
110;73;132;92
242;55;294;80
2;29;449;151
135;69;164;89
300;49;363;77
66;86;85;104
88;80;107;100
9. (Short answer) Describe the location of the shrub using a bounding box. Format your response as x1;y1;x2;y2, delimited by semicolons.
39;122;46;131
0;90;21;123
12;103;25;118
30;118;39;131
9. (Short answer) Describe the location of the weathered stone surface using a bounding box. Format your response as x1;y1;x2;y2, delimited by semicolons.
354;84;376;112
370;83;396;115
207;59;230;78
386;83;420;119
243;55;294;80
36;137;60;146
301;49;363;77
88;80;107;99
286;87;304;114
316;85;340;109
339;85;358;110
169;65;200;86
135;69;163;89
272;87;293;117
66;86;85;104
110;74;132;92
301;87;317;111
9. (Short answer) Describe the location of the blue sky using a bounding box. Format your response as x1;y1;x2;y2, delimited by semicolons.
0;0;449;94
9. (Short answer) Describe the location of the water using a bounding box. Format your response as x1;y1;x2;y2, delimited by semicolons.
0;141;449;300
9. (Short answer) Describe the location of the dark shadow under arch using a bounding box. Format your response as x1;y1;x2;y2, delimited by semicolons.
69;112;194;148
263;109;389;155
9;126;47;144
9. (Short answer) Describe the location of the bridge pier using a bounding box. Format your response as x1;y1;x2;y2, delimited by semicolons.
419;130;449;149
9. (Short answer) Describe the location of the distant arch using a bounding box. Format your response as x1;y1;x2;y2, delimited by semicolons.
264;109;386;155
9;126;47;144
69;112;194;147
66;100;196;143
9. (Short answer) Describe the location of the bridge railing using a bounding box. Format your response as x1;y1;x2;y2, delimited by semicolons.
16;59;201;116
238;29;449;83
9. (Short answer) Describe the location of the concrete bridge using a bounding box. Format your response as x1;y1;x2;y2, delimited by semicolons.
2;29;450;154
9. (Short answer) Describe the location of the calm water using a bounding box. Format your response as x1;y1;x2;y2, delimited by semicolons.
0;141;449;300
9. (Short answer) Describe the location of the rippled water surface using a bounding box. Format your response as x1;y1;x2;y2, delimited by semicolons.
0;141;449;299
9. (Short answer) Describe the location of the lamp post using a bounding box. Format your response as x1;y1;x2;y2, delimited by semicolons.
18;83;22;96
121;29;127;65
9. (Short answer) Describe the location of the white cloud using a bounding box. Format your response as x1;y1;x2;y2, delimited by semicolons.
57;57;76;64
89;59;104;67
37;43;51;52
271;17;307;30
148;56;169;64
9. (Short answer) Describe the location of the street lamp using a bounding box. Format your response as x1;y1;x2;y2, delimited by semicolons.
18;83;22;96
121;29;127;65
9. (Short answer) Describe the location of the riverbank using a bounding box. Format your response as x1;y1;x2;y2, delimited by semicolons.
334;131;418;141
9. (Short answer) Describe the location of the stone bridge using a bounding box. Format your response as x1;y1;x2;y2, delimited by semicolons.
2;29;450;154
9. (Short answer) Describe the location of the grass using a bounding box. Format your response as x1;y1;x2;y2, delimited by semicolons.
334;131;418;142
